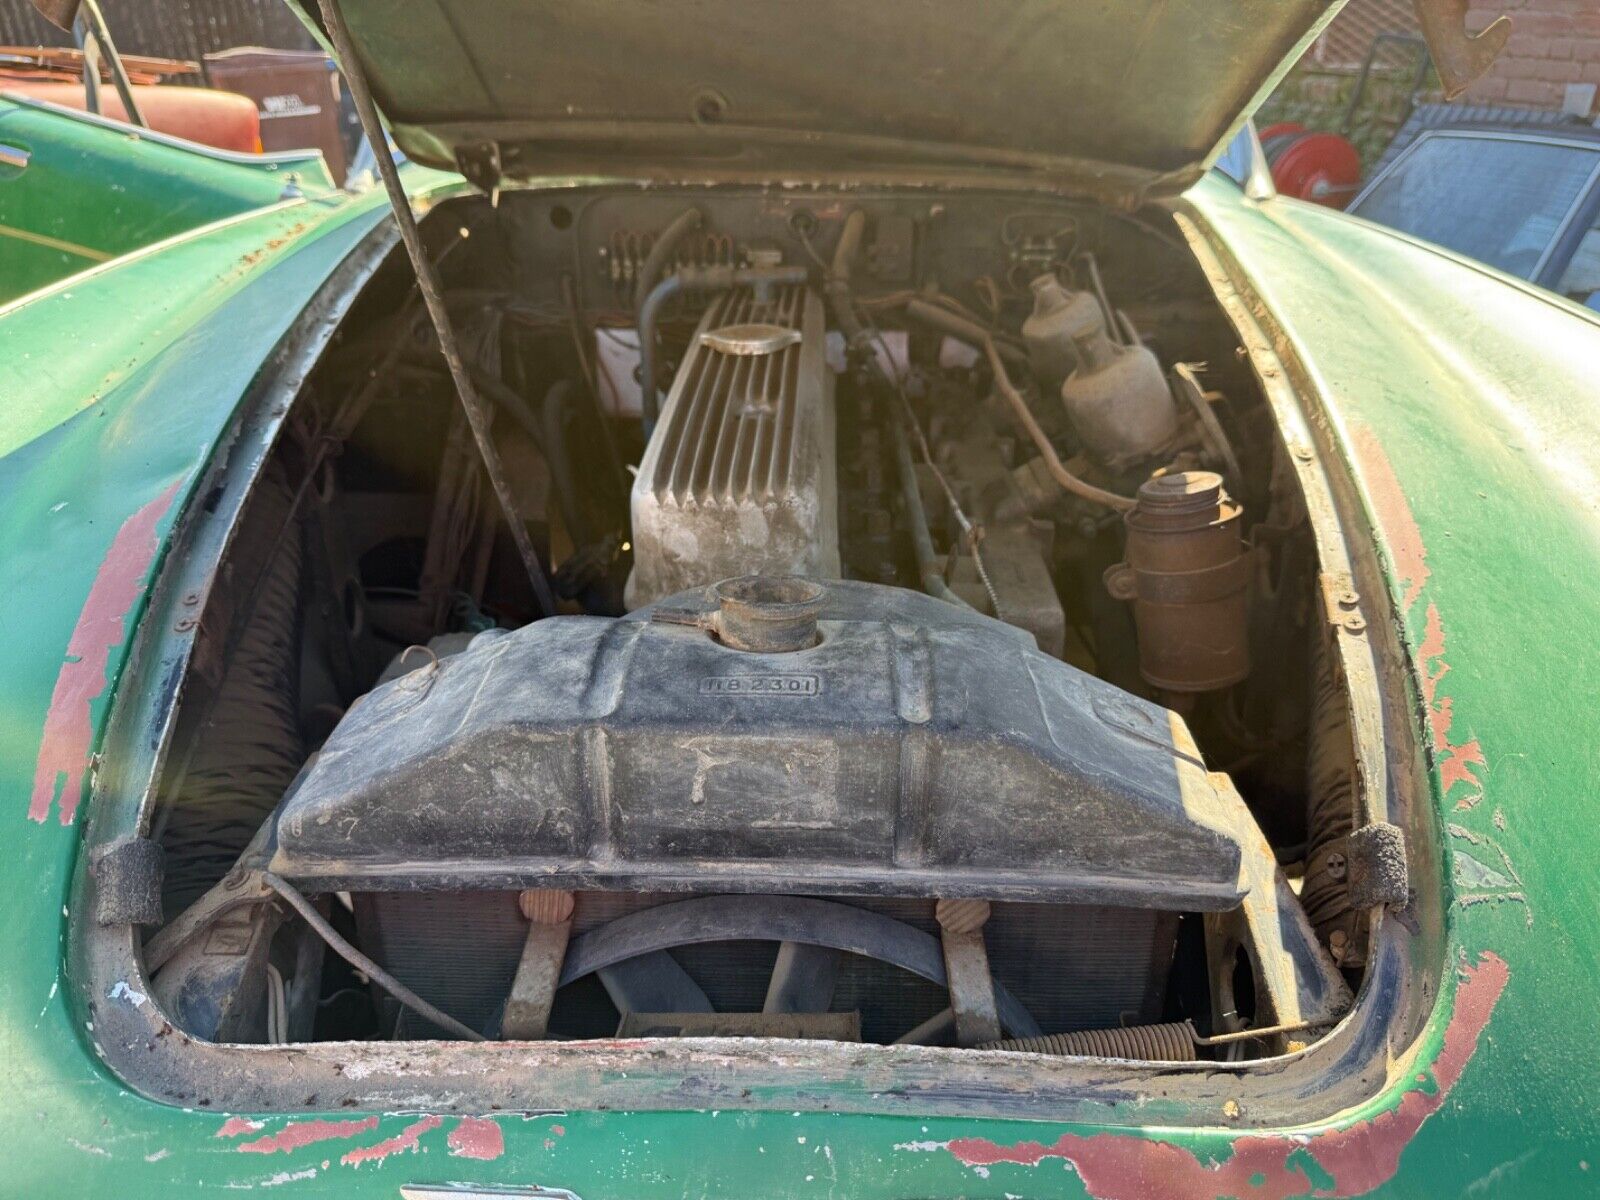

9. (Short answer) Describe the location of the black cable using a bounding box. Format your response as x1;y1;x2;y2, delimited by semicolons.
263;872;486;1042
317;0;557;617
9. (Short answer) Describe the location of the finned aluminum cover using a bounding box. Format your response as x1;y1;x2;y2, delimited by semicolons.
626;285;838;607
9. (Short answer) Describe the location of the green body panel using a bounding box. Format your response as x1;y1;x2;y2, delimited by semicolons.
0;169;1596;1195
0;95;334;304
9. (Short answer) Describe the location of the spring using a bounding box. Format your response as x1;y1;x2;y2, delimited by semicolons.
982;1021;1196;1061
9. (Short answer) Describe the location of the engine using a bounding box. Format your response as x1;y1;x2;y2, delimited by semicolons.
145;195;1358;1063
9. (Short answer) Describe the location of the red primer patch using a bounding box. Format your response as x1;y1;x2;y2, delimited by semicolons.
340;1115;443;1167
237;1117;379;1155
1349;426;1430;613
1349;426;1484;806
216;1117;265;1139
944;951;1509;1199
447;1117;505;1161
551;1124;566;1136
29;482;181;824
1418;604;1487;803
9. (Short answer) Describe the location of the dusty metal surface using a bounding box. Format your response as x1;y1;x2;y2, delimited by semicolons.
500;889;573;1039
628;284;839;606
289;0;1339;204
936;899;1001;1047
1105;471;1252;692
616;1011;862;1040
267;576;1251;907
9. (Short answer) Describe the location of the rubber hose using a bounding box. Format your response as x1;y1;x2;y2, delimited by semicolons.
540;378;587;547
896;297;1030;366
634;206;703;309
636;273;683;434
888;407;972;609
824;210;870;349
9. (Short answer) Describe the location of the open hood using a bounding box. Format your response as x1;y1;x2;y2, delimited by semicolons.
290;0;1341;204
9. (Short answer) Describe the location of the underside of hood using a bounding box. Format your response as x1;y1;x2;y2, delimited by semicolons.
289;0;1342;203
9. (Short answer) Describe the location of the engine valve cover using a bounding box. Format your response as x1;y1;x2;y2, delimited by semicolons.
626;284;839;607
271;581;1250;910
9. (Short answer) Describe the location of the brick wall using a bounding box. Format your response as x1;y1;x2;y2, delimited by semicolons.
1257;0;1600;175
1300;0;1600;116
1462;1;1600;112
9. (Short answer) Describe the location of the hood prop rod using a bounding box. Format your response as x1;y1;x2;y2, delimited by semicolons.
316;0;556;617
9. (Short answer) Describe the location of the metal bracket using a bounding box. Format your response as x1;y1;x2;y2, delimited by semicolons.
1412;0;1511;99
1319;571;1367;635
455;141;504;196
936;899;1002;1047
501;890;575;1040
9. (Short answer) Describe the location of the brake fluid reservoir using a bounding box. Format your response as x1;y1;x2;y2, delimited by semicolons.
1020;273;1102;396
1060;323;1179;468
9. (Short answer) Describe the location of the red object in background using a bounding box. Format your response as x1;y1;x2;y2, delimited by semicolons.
3;80;262;152
1258;121;1363;208
0;46;262;153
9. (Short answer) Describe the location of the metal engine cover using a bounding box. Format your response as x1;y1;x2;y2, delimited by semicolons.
626;284;838;607
271;580;1250;910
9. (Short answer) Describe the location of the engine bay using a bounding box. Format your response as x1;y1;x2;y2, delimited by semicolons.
136;188;1376;1062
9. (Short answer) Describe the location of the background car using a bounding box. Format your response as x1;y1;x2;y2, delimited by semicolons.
0;89;334;302
1348;122;1600;307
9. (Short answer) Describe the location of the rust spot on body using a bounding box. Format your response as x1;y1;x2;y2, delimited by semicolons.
30;482;181;825
1350;426;1430;612
237;1116;379;1155
1418;604;1487;804
341;1115;442;1167
1349;426;1484;806
447;1116;505;1161
940;951;1509;1198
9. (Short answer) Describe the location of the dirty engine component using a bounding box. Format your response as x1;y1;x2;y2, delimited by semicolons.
1105;471;1252;692
627;282;839;606
270;578;1251;908
1058;294;1179;468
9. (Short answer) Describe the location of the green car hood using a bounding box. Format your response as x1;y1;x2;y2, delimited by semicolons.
279;0;1338;204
